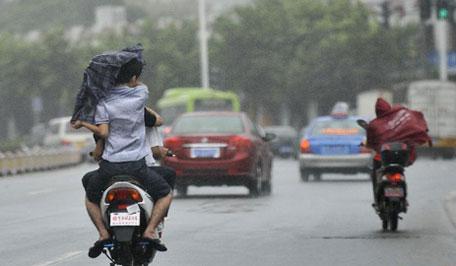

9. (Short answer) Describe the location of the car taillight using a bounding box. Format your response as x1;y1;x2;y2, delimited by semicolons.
300;139;311;153
386;173;402;183
229;135;252;152
164;136;182;150
105;188;143;203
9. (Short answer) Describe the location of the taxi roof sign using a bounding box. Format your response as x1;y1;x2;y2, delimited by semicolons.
331;102;349;118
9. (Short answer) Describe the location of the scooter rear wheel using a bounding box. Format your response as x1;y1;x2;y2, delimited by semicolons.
389;212;398;232
382;219;388;231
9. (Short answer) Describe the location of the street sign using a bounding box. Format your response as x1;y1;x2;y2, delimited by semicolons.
428;51;456;72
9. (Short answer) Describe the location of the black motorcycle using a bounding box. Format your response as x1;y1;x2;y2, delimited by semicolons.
356;120;409;232
374;142;409;231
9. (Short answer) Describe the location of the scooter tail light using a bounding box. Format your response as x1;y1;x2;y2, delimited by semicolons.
106;191;116;203
130;190;142;202
387;173;402;183
105;188;143;203
117;204;128;210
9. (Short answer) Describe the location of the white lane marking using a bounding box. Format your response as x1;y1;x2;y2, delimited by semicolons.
28;189;54;196
444;190;456;229
32;251;83;266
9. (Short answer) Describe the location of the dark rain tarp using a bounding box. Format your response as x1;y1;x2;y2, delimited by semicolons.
71;44;144;123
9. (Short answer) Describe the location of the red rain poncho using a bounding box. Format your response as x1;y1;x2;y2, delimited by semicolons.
366;98;432;165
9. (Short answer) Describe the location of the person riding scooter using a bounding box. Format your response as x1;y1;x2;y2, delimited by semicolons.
72;55;172;258
359;98;431;209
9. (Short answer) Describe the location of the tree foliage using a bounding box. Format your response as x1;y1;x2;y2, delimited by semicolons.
211;0;421;125
0;0;423;140
0;20;201;139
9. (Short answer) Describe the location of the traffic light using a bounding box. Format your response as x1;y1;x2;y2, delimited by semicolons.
436;0;449;20
420;0;431;20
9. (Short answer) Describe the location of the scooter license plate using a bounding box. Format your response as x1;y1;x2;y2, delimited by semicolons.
384;187;404;198
110;212;140;226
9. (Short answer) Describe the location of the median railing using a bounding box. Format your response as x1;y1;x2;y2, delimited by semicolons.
0;147;82;176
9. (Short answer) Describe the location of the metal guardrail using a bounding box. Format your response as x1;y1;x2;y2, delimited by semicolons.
0;147;82;176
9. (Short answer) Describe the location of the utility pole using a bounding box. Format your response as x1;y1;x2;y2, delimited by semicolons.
435;0;449;81
198;0;209;88
381;1;390;29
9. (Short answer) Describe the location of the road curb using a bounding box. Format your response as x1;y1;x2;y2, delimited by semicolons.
444;191;456;229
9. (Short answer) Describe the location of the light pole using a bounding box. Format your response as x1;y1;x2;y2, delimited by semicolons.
198;0;210;88
435;0;449;81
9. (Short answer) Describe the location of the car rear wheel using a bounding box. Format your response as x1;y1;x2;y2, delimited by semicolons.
313;172;322;181
262;179;272;195
300;169;309;182
176;185;188;197
248;164;263;197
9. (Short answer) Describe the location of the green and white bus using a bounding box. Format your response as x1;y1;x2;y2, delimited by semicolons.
157;87;241;125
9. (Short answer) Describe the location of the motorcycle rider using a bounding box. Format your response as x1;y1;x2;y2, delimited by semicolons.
362;97;431;209
366;98;394;207
72;58;172;257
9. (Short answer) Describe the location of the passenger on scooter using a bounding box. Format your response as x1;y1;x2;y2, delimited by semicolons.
72;57;172;257
86;107;176;190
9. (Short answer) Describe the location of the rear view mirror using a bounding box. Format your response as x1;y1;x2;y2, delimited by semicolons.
357;119;368;130
263;132;276;142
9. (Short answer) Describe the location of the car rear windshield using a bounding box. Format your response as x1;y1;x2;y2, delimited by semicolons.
310;119;364;136
172;115;244;134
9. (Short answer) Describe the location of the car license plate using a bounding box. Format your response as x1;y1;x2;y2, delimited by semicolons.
110;212;140;226
322;146;349;155
279;146;293;153
384;187;404;198
191;148;220;158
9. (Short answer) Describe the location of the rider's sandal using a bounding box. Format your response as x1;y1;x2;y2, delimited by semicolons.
140;237;168;252
88;239;112;258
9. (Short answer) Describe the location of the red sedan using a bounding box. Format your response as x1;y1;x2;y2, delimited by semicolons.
163;112;275;196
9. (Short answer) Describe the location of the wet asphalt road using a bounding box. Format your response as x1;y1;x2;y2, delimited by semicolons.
1;158;456;266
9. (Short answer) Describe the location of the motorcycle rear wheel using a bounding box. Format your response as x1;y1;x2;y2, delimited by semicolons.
389;212;398;232
118;242;134;266
382;219;388;231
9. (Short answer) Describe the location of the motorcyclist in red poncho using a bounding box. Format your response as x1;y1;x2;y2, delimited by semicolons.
361;98;432;209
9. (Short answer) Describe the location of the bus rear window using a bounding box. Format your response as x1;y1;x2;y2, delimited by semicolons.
173;115;244;134
194;99;233;111
161;105;187;125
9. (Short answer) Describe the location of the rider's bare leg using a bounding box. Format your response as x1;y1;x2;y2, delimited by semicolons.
143;193;173;239
85;197;110;241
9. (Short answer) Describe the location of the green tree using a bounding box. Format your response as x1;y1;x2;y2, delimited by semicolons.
141;20;201;103
212;0;421;126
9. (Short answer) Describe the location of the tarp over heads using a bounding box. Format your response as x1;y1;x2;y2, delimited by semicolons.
71;43;145;123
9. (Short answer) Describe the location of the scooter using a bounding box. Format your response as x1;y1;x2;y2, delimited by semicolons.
99;175;161;266
356;120;409;232
375;142;409;231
